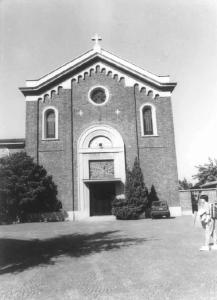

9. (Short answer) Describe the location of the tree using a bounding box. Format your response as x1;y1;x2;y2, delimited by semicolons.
178;178;193;190
147;185;159;208
193;158;217;186
112;157;148;219
0;152;62;223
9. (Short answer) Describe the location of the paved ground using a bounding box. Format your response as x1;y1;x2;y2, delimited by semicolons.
0;216;217;300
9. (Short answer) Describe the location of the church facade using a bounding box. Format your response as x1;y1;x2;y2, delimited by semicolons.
19;37;180;219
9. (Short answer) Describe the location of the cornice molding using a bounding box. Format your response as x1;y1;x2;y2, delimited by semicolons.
20;48;177;101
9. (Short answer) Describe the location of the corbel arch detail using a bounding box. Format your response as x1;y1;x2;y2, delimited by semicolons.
27;62;168;102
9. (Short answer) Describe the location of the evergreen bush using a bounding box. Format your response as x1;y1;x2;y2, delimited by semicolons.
0;152;62;223
112;157;148;219
147;185;159;207
146;185;159;217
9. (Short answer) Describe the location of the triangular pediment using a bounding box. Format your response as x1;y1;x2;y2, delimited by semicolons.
20;48;176;101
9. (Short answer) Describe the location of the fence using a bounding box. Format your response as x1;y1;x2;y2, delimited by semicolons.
179;188;217;215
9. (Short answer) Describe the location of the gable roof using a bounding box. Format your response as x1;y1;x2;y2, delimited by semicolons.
19;47;177;101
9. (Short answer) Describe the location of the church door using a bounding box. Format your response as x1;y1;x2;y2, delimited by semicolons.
90;182;115;216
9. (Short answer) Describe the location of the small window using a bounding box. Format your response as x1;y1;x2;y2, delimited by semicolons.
90;88;106;104
46;110;55;138
143;106;153;135
42;107;58;140
88;86;109;106
140;103;157;136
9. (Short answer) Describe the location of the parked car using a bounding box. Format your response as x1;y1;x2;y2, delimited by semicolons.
151;201;170;219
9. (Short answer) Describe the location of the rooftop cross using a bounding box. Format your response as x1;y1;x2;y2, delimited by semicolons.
91;33;102;52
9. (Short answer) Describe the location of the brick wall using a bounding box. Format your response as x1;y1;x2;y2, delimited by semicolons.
25;67;179;210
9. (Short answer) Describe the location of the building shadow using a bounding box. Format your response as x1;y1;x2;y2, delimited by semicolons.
0;230;150;275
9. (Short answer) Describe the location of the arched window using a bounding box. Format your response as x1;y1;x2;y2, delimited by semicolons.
42;107;58;140
143;106;153;135
46;110;55;138
140;104;157;136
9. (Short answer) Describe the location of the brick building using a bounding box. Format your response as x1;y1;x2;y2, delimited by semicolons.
18;36;180;219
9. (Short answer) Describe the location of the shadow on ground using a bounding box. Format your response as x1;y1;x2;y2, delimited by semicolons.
0;231;149;274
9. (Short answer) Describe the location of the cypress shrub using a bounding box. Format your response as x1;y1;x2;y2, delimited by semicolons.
112;157;148;219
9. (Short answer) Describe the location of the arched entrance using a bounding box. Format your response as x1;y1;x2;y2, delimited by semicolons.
77;125;125;218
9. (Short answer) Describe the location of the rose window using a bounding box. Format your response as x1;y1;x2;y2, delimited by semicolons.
88;86;109;105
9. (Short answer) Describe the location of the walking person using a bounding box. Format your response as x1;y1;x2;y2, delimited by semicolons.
199;195;217;251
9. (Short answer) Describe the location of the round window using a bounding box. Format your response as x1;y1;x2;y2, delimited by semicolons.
88;86;109;105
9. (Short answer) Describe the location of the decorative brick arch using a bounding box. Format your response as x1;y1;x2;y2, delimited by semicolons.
77;124;125;219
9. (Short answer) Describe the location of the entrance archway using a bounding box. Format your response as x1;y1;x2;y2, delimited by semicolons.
77;125;125;218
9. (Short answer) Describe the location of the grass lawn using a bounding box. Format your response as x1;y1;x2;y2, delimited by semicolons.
0;216;217;300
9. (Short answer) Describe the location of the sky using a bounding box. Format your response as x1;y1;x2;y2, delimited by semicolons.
0;0;217;182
